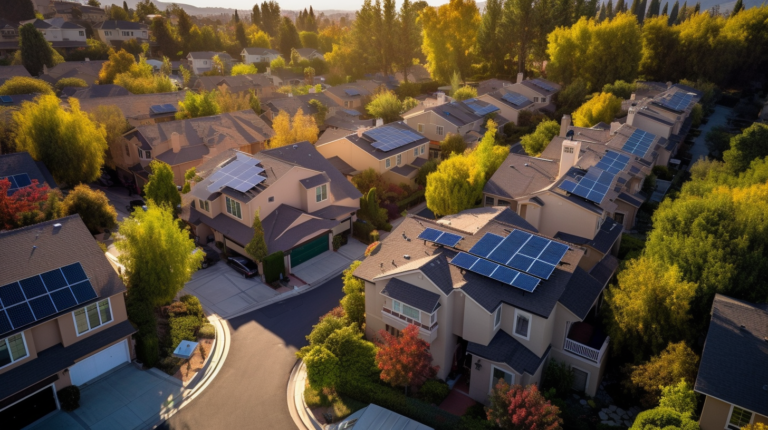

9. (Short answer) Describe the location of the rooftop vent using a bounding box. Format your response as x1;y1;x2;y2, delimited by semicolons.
293;144;297;149
53;223;62;228
404;255;410;260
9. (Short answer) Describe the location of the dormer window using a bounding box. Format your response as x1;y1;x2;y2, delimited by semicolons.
315;184;328;203
0;333;28;368
225;196;242;219
396;154;402;166
198;199;210;212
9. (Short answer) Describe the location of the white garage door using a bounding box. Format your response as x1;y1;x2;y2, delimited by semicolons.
69;340;129;386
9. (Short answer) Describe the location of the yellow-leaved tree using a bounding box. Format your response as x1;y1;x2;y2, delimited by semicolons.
420;0;480;83
572;92;622;127
269;108;319;147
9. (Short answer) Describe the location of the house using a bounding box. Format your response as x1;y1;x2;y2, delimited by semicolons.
121;109;274;188
354;210;618;403
295;48;325;61
626;84;702;152
61;84;130;100
321;108;375;135
477;86;536;126
315;121;430;185
18;18;87;52
401;99;507;146
39;60;106;86
51;1;107;23
183;142;362;271
191;74;275;98
263;92;340;122
0;65;32;86
394;64;432;84
76;91;187;128
0;152;57;194
241;47;281;65
94;21;149;48
694;294;768;430
331;404;433;430
476;78;514;96
186;52;234;75
0;216;136;429
324;81;381;110
509;74;560;112
0;20;19;60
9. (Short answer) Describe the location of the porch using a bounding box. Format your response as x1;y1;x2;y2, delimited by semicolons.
563;321;609;364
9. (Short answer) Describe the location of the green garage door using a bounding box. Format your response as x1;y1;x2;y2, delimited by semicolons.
291;234;329;268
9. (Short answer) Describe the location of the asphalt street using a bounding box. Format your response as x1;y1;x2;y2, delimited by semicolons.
157;276;345;430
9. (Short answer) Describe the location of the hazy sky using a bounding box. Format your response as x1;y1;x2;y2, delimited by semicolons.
169;0;449;12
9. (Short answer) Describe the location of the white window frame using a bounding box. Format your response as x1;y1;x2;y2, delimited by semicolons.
493;305;502;329
420;145;425;155
414;147;419;157
392;300;420;323
315;184;328;203
430;311;437;325
513;308;531;340
396;154;402;166
385;158;391;168
392;300;400;313
726;405;754;430
436;125;444;136
489;365;515;393
78;30;84;36
225;196;242;219
0;332;29;369
139;149;151;160
564;146;574;154
72;298;113;336
417;123;424;133
198;199;209;212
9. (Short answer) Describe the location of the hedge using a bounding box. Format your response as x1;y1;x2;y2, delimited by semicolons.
353;221;377;244
136;333;159;367
169;315;201;350
396;190;426;212
263;251;285;283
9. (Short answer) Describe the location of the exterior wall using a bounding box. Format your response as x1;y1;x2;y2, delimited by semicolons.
402;111;458;142
699;396;768;430
629;112;674;139
114;137;141;174
613;200;637;231
325;92;365;110
533;192;601;239
548;303;604;397
30;319;62;352
316;138;381;173
519;203;542;231
170;160;200;186
242;53;279;64
576;245;603;272
462;296;494;347
507;83;552;110
40;27;86;43
499;304;556;358
98;28;149;47
59;293;128;348
482;194;518;211
468;357;521;404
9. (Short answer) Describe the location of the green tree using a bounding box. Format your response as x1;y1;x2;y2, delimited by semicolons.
441;134;468;159
639;16;680;81
98;49;135;85
270;56;286;71
502;0;536;74
630;407;700;430
14;96;106;185
308;99;327;126
415;159;438;187
19;23;54;76
177;8;193;44
249;89;262;114
143;160;180;209
704;125;734;160
251;3;262;27
231;63;259;75
395;0;422;83
520;120;560;156
114;55;174;94
278;17;301;59
626;342;700;408
176;90;221;120
303;345;341;390
453;85;478;101
341;261;365;329
55;77;87;92
260;0;282;37
732;0;743;14
722;123;768;174
179;65;191;88
236;21;248;49
0;0;36;24
245;210;268;262
668;1;679;24
61;185;117;234
116;202;203;306
602;80;636;99
572;92;622;127
299;31;319;49
555;78;590;115
0;76;53;95
150;18;177;58
426;152;484;216
89;105;129;169
473;119;508;180
476;0;506;77
659;380;697;417
366;90;408;124
420;0;480;83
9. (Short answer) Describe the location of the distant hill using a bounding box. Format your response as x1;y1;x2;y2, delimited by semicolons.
599;0;764;13
92;0;358;16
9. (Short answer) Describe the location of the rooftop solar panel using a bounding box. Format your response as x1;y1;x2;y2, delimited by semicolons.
19;276;47;299
6;303;35;328
659;92;693;111
0;95;12;103
0;311;10;335
366;126;423;152
501;92;528;106
1;174;32;191
344;89;360;96
621;129;656;157
531;79;555;92
0;283;25;307
449;252;539;293
343;109;361;116
469;229;568;280
595;150;631;175
558;166;616;204
417;228;463;247
207;155;266;193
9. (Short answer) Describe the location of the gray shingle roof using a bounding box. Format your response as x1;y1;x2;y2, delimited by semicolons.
242;47;280;56
61;84;130;99
77;91;187;122
390;164;418;177
299;173;329;189
468;330;549;375
557;266;606;319
555;217;623;255
617;192;643;208
326;156;356;175
491;208;538;233
261;204;337;253
694;295;768;417
0;66;32;86
483;152;559;200
589;255;618;287
0;152;57;190
96;20;147;30
381;278;441;313
186;206;254;247
341;122;429;161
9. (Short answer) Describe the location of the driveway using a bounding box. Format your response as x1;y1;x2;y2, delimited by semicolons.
687;105;731;170
89;184;137;222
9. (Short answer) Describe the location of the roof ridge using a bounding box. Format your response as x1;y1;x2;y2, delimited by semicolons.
0;214;82;236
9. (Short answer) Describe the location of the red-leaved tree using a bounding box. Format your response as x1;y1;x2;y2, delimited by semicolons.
376;324;438;394
0;178;51;230
487;382;563;430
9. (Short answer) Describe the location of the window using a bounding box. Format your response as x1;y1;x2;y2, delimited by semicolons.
315;184;328;202
385;324;401;337
225;197;242;219
73;299;112;335
385;158;391;168
418;123;424;133
392;300;401;313
204;60;209;65
0;333;28;368
514;309;531;340
490;366;514;392
414;148;419;157
494;306;502;328
104;31;111;36
542;97;547;103
396;154;402;166
79;31;84;36
392;300;420;322
198;199;209;212
344;101;352;108
564;147;574;154
139;149;151;159
497;199;510;206
534;97;539;102
268;196;274;202
431;311;437;325
420;145;425;155
613;212;625;225
436;125;444;136
485;196;494;206
728;407;753;430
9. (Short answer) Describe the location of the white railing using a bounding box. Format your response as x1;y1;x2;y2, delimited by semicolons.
381;308;438;342
564;335;610;363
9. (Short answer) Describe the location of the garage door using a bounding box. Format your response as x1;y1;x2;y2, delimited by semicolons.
69;340;129;386
0;386;57;430
572;367;589;393
290;235;329;268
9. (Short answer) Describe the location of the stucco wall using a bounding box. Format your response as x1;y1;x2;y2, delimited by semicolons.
499;304;556;358
534;192;601;239
59;293;128;348
403;111;458;142
468;357;521;404
462;296;493;347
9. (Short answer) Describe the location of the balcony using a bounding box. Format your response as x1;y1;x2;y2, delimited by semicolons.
381;308;438;343
563;322;609;364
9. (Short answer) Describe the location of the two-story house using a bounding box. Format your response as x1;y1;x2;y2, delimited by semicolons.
0;20;19;60
77;91;187;128
121;109;274;188
477;86;536;126
402;99;508;146
51;1;107;23
241;47;281;65
354;211;617;403
694;294;768;430
263;92;340;123
626;84;703;154
95;21;150;48
186;52;234;75
315;121;430;185
0;216;135;430
324;81;381;110
17;18;87;53
192;74;276;98
39;60;105;86
295;48;325;61
183;142;362;271
0;152;58;194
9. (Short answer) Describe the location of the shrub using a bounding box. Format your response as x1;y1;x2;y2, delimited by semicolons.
353;220;376;244
179;294;204;321
419;379;450;404
57;386;80;411
629;407;700;430
370;230;380;243
652;165;672;180
169;315;202;349
384;202;400;220
364;241;381;257
198;323;215;339
333;235;343;251
263;251;286;283
541;359;575;396
136;333;159;367
396;189;426;212
625;342;699;408
158;356;182;374
618;234;645;260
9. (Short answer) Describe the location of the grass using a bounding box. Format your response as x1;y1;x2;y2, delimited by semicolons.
304;384;367;421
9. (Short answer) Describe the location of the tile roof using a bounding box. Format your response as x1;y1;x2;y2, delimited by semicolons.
186;206;253;247
296;48;323;58
381;278;441;313
468;330;550;375
484;152;559;200
322;115;376;132
265;92;337;117
0;152;57;190
194;74;273;93
155;144;210;166
325;82;378;100
694;295;768;417
557;266;606;319
310;205;357;220
77;91;187;122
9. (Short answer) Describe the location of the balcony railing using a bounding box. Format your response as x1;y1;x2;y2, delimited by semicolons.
381;308;438;342
564;335;609;363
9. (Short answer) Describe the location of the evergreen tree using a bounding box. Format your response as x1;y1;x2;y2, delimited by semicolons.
668;1;679;24
638;0;648;22
123;0;129;13
502;0;536;74
261;1;281;37
630;0;640;16
552;0;573;27
476;0;505;76
381;0;397;76
19;24;54;76
236;21;247;48
177;9;192;41
598;3;607;21
234;9;240;23
616;0;626;13
396;0;422;82
647;0;661;17
1;0;36;24
693;2;700;13
245;210;268;263
278;17;301;59
607;0;615;18
144;160;181;209
251;4;262;27
661;2;668;14
731;0;743;14
678;1;687;22
150;18;177;59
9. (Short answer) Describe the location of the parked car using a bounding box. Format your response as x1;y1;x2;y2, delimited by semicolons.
227;256;259;278
193;248;218;269
126;199;146;213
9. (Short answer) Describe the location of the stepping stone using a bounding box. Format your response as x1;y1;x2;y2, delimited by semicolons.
625;419;634;427
616;407;625;416
609;404;617;411
610;413;621;422
599;411;608;420
580;399;587;406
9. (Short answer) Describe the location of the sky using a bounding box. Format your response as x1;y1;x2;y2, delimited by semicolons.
160;0;449;12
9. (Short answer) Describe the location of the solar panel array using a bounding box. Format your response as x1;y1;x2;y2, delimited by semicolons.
531;79;555;92
0;263;97;337
451;252;540;293
659;92;694;111
417;228;463;247
463;99;500;116
621;129;655;157
595;150;631;175
468;230;569;280
343;109;362;116
365;127;423;152
344;89;360;96
1;173;32;192
501;92;528;106
0;95;12;104
559;167;615;204
207;154;266;193
149;104;178;115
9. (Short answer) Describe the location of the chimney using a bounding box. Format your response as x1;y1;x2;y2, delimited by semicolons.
627;106;637;126
559;140;582;178
610;122;622;135
517;72;524;84
436;92;445;105
559;114;571;138
85;57;90;62
357;126;365;138
666;81;672;89
630;93;636;101
171;132;181;153
375;118;383;127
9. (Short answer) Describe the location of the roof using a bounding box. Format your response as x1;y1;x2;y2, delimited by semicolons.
484;152;559;200
333;122;429;161
485;88;533;110
61;84;130;99
617;192;643;208
476;79;514;96
52;2;105;14
261;204;338;253
296;48;323;58
77;91;187;122
326;155;356;175
423;102;482;127
325;82;378;100
519;78;561;96
435;206;537;235
557;266;606;319
589;255;619;286
694;295;768;417
0;152;57;191
265;92;337;117
468;330;550;375
185;206;253;247
40;61;105;86
350;403;434;430
0;320;135;401
187;51;232;61
20;18;84;30
155;144;210;166
323;115;376;132
242;47;280;56
194;74;273;93
96;20;148;30
394;65;431;83
390;164;418;177
299;173;329;189
382;278;441;313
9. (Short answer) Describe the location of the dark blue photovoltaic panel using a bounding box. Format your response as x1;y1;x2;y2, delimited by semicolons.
418;228;463;247
528;261;557;279
509;254;536;272
366;126;423;152
449;252;540;293
19;276;47;299
490;265;520;284
463;99;499;116
13;174;31;188
488;230;528;264
70;280;97;304
514;274;540;292
471;258;498;276
468;233;504;258
558;166;616;204
595;151;630;175
0;95;12;103
41;269;68;292
61;263;87;284
0;283;25;307
501;92;528;106
417;228;442;242
450;252;479;270
6;303;34;328
559;180;577;193
539;241;569;265
51;288;77;311
659;92;693;112
29;296;56;320
470;230;568;280
0;311;11;336
621;129;656;158
344;89;360;96
531;79;555;92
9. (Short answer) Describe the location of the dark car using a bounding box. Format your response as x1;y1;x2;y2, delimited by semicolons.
227;256;259;278
126;199;146;213
193;248;218;269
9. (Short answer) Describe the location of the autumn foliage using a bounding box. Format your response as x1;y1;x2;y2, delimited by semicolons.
376;324;437;391
0;178;54;230
487;382;563;430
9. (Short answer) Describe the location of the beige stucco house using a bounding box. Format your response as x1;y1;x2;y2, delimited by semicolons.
0;216;135;429
192;74;276;99
241;47;281;65
77;91;187;128
183;143;362;271
186;52;234;75
401;99;508;147
626;84;703;147
324;81;380;110
694;294;768;430
355;210;617;403
94;21;149;48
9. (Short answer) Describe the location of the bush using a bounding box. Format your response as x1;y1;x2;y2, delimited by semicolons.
384;202;400;220
263;251;286;283
166;301;188;317
370;230;380;243
169;315;202;349
353;221;376;244
541;359;575;396
333;235;343;251
642;173;657;194
57;386;80;411
136;333;159;367
179;294;204;321
419;379;450;404
618;234;646;260
396;190;426;212
630;407;700;430
158;356;182;374
652;165;672;180
198;323;215;339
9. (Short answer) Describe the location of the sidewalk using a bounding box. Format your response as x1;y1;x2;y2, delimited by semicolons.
289;360;324;430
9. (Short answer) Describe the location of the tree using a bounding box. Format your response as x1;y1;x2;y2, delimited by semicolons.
473;119;508;180
88;0;101;6
116;202;203;306
251;4;262;27
179;65;191;88
236;21;248;49
341;261;365;328
520;120;559;156
453;85;478;101
731;0;743;14
121;38;144;56
14;96;106;185
177;8;193;43
160;56;172;76
659;380;697;417
358;188;388;229
150;18;177;58
639;16;680;81
247;27;271;48
143;160;180;209
426;153;484;217
0;179;55;230
270;56;286;71
61;185;118;234
19;23;54;76
415;159;438;187
114;55;174;94
98;49;135;85
299;31;319;49
722;123;768;174
476;0;505;77
441;134;467;159
668;1;679;24
176;90;221;120
502;0;537;75
308;99;327;126
630;407;700;430
249;90;262;115
572;92;622;127
1;0;36;24
231;63;259;76
260;0;281;37
626;342;699;407
396;0;422;83
54;78;87;92
269;108;319;147
89;105;130;169
0;76;53;96
107;4;129;21
647;0;661;16
245;210;268;262
487;383;563;430
420;0;481;83
366;90;408;124
704;125;734;160
376;324;437;394
602;80;636;99
278;17;301;59
303;345;341;390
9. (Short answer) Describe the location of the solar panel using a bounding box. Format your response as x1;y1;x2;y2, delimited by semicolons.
61;263;87;284
1;173;32;192
29;296;56;320
531;79;555;92
50;288;77;312
501;92;528;106
469;230;568;280
344;89;360;96
343;109;361;116
468;233;504;258
621;129;656;157
149;104;178;115
70;280;97;303
19;276;47;299
0;283;25;307
558;166;616;204
0;312;10;334
6;303;35;328
595;150;630;175
207;155;266;193
417;228;463;247
41;269;67;292
366;126;423;152
0;95;12;103
464;101;499;116
449;252;540;293
659;92;694;111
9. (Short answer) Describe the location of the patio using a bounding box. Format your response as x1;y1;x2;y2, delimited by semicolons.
439;375;478;416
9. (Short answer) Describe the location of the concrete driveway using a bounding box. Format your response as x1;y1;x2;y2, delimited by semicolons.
89;184;137;222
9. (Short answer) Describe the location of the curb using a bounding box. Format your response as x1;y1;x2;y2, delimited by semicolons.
289;360;324;430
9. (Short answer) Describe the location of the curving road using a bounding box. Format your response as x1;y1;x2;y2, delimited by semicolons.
157;277;344;430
